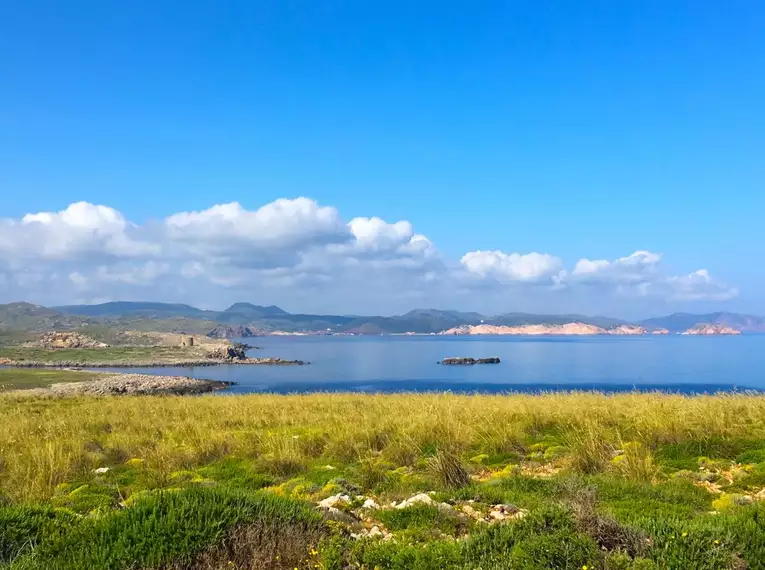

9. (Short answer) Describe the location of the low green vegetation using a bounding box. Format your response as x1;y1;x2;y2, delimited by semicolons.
0;369;99;391
0;345;210;366
0;330;33;348
4;392;765;569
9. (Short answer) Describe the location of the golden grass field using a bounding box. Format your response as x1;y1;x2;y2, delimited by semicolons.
6;390;765;569
3;391;765;503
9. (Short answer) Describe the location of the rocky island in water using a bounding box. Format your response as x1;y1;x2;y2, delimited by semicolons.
440;323;738;336
680;324;742;335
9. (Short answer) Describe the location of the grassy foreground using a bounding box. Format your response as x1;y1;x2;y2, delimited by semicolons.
4;392;765;569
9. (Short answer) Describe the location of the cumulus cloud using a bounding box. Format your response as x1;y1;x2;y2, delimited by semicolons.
666;269;739;301
460;251;563;283
164;199;350;268
571;250;662;285
166;199;348;249
0;199;739;311
0;202;156;261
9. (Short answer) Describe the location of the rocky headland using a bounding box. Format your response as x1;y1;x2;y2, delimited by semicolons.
440;322;743;336
0;356;305;368
206;325;263;338
441;323;609;335
681;324;742;336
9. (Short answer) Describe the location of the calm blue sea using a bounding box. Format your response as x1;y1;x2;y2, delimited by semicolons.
111;335;765;394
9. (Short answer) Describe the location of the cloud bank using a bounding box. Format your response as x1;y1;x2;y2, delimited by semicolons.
0;199;738;313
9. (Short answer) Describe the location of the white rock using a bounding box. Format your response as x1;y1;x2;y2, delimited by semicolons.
93;467;110;474
362;498;380;509
395;493;435;509
488;504;527;523
489;509;507;521
318;493;351;509
368;525;383;537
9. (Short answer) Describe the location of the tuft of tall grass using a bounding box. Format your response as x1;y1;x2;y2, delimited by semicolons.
426;449;471;489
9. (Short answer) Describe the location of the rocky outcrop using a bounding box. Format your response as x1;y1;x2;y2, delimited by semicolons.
206;325;262;339
442;357;501;365
315;491;527;542
25;332;108;349
241;357;305;365
441;323;608;335
651;328;670;335
608;325;647;335
12;373;231;397
681;324;742;336
205;342;249;360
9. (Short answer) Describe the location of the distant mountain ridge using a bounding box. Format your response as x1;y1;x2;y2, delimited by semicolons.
638;312;765;334
0;301;761;334
55;301;217;319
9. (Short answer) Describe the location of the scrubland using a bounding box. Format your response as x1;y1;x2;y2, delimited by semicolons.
3;391;765;569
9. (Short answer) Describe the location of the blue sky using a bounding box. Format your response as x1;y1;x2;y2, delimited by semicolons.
1;1;763;316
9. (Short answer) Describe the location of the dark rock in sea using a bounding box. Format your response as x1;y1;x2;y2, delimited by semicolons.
441;357;501;365
205;342;249;360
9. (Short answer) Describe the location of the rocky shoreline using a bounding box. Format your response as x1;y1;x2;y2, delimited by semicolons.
0;357;306;368
9;372;233;397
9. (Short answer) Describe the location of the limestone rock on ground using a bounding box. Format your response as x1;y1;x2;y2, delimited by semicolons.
26;331;108;349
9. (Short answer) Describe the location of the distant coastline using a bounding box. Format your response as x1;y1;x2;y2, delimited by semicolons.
439;322;741;336
1;301;761;340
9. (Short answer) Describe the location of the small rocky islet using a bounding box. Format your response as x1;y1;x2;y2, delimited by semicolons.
441;356;501;365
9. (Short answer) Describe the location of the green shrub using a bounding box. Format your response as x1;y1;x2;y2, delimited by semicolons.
376;504;468;538
15;487;323;570
735;449;765;464
49;484;117;515
508;531;601;570
349;538;464;570
195;458;273;489
0;506;79;564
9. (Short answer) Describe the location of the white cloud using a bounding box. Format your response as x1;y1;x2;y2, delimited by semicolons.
165;199;349;260
563;250;737;302
571;250;662;284
460;251;563;283
0;200;740;311
666;269;738;301
0;202;156;261
348;217;413;251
